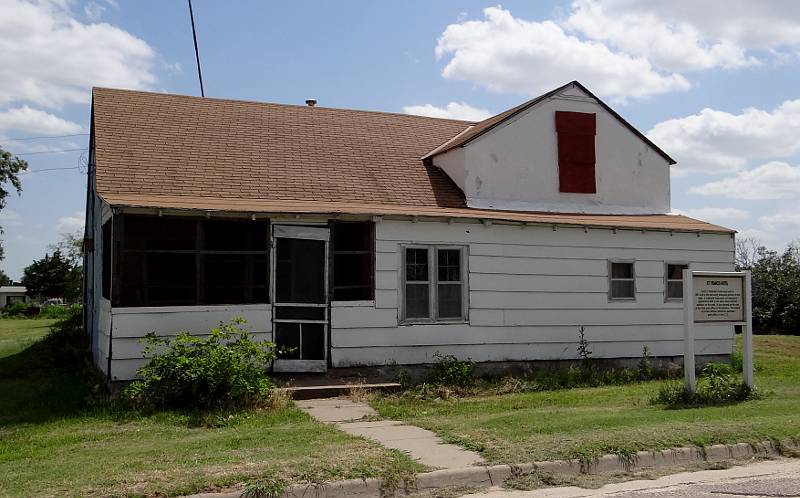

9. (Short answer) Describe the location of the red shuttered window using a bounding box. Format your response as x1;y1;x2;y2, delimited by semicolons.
555;111;597;193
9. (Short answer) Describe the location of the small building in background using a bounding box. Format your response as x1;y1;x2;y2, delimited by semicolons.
0;286;29;307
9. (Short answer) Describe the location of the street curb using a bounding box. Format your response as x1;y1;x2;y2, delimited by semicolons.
184;439;798;498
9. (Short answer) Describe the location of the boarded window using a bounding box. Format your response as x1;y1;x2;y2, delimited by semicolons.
101;220;111;299
609;261;635;300
403;246;465;322
555;111;597;194
331;222;374;301
116;215;268;307
666;263;688;300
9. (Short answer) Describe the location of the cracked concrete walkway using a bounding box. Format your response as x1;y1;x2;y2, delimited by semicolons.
296;397;484;469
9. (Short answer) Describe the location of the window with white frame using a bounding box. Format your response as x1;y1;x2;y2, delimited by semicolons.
402;246;466;322
665;263;688;300
609;261;635;300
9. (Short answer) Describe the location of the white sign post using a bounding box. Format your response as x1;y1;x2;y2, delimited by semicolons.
682;270;753;392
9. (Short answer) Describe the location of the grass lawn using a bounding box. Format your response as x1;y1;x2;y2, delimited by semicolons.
373;335;800;464
0;319;423;498
0;317;55;357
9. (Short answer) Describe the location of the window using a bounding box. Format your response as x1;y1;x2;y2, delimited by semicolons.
331;222;374;301
101;219;111;299
116;215;269;307
402;246;465;322
555;111;597;193
609;261;635;300
665;263;688;301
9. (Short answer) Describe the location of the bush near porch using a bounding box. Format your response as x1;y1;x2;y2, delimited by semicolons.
372;335;800;465
0;314;423;498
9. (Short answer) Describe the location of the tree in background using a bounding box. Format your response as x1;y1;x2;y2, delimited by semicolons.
0;270;12;286
0;146;28;261
21;250;82;302
736;238;800;334
48;230;83;267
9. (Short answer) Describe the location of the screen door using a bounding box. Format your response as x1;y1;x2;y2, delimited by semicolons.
272;225;329;372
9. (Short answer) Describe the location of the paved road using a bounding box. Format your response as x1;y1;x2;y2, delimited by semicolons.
467;459;800;498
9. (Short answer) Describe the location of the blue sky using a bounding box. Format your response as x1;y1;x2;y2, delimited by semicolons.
1;0;800;280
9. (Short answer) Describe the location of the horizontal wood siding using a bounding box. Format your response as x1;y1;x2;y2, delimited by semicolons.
330;220;734;366
108;305;272;381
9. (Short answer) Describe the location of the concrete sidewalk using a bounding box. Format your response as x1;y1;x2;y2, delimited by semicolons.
295;397;484;469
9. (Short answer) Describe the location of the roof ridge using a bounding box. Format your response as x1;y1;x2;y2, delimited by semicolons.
91;87;477;125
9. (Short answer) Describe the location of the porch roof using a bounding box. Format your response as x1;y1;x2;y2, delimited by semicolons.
101;193;734;234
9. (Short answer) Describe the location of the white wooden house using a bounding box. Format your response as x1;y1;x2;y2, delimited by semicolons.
83;81;735;381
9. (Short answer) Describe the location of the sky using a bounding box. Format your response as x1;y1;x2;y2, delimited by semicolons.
1;0;800;280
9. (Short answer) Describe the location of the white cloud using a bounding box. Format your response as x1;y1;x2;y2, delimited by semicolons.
583;1;800;50
760;211;800;233
565;0;758;72
55;211;83;233
435;6;689;102
403;102;492;121
0;209;22;227
0;0;156;108
0;106;83;136
689;162;800;200
648;100;800;173
681;207;750;222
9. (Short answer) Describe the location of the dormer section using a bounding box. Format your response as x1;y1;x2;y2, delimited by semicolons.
427;81;675;215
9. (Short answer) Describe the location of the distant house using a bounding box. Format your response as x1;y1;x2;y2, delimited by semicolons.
0;286;29;307
83;81;735;382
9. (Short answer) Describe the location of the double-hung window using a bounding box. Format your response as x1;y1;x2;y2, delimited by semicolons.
609;261;635;300
665;263;688;301
402;246;466;322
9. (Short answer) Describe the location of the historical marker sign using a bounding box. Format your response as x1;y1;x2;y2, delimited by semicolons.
693;275;744;323
683;270;753;392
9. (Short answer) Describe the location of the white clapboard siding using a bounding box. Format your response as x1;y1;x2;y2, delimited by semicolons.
329;219;734;367
111;304;272;338
331;339;732;367
331;323;731;348
331;306;398;329
112;332;274;360
376;221;734;250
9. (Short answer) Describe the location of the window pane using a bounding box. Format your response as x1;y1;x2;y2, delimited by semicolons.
667;264;687;280
276;238;326;304
667;281;683;299
203;219;267;251
405;283;429;318
405;248;428;281
611;262;633;279
611;280;634;299
275;322;301;359
333;222;374;301
332;222;372;251
437;284;462;319
301;323;325;360
333;253;372;300
437;249;461;282
124;216;197;251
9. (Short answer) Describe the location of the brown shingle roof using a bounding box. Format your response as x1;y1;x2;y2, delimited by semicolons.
92;87;729;234
92;87;473;210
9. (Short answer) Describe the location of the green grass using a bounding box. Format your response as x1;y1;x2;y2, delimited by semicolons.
372;335;800;464
0;319;423;497
0;317;55;358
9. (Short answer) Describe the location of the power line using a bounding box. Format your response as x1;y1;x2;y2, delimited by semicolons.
188;0;205;97
11;148;88;156
1;133;89;141
27;166;82;173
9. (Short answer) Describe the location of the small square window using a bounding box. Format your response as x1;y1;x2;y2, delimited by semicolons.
609;262;635;300
402;246;465;322
666;263;688;300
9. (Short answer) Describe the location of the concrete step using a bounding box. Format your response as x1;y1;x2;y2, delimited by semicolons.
278;382;401;400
